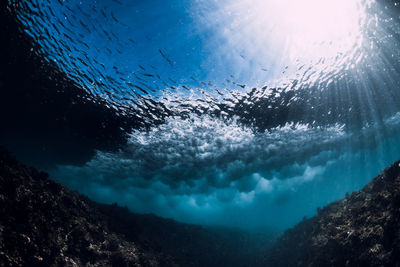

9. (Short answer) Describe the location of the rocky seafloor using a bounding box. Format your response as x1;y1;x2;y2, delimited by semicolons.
0;146;166;266
1;145;400;266
0;147;272;267
266;160;400;266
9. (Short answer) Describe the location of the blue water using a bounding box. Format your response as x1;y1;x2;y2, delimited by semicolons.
7;0;400;231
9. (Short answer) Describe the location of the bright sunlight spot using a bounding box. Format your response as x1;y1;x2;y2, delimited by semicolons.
251;0;365;61
191;0;369;87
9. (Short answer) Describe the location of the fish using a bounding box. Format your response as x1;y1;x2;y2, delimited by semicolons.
134;85;149;94
141;73;154;77
62;33;75;44
168;77;177;84
101;9;107;18
78;20;90;32
159;49;173;66
110;11;119;23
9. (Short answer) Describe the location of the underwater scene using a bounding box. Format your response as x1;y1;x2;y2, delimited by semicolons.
1;0;400;266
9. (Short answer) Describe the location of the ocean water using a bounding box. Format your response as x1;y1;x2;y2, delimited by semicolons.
4;0;400;232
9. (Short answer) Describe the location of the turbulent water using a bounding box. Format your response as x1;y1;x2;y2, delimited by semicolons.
6;0;400;230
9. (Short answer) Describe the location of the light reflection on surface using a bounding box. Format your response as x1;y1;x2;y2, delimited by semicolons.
190;0;370;88
8;0;372;99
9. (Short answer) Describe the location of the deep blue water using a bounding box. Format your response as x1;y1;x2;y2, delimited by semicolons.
5;0;400;231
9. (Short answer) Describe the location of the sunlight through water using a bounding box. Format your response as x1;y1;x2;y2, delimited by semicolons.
262;0;363;60
191;0;371;88
6;0;400;231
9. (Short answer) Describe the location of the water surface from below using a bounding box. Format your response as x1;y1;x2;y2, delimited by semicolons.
4;0;400;231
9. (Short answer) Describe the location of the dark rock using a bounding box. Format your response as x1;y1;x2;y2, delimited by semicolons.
0;147;273;266
266;160;400;267
0;146;164;266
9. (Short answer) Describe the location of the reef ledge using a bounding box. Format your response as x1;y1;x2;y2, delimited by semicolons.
266;159;400;267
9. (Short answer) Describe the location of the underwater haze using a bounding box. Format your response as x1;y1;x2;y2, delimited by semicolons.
5;0;400;231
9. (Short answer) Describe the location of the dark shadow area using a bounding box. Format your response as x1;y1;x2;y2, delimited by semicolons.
0;2;142;169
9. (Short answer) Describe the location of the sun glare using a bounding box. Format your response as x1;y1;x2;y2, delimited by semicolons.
192;0;369;87
258;0;365;61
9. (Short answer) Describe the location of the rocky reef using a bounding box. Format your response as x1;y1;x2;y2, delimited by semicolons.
0;146;167;266
266;160;400;266
2;144;400;267
0;147;272;266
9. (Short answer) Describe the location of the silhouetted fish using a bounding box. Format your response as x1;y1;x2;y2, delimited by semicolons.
159;49;173;66
110;11;118;23
134;85;149;94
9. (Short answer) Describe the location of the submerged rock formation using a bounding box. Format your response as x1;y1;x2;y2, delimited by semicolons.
3;143;400;267
0;146;167;266
266;160;400;267
0;147;272;266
